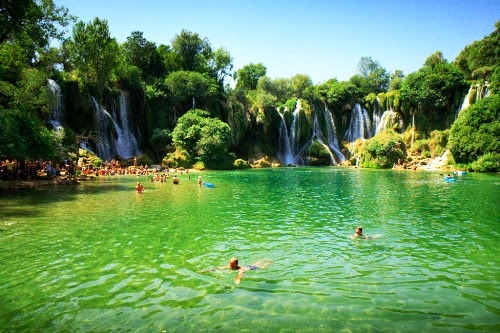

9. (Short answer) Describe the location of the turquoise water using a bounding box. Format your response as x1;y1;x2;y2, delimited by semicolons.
0;168;499;332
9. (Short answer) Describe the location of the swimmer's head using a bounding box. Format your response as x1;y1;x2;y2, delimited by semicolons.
355;227;363;235
229;257;239;269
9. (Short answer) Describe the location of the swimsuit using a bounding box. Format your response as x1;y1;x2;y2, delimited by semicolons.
245;265;258;270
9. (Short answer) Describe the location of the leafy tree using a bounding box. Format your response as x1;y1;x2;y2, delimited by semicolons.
291;74;313;98
0;0;73;59
234;62;266;90
164;70;217;119
454;21;499;80
171;29;212;72
209;47;233;86
448;94;499;170
317;78;358;109
171;109;233;169
67;17;119;96
121;31;164;82
389;70;404;91
351;56;390;96
0;107;56;159
400;53;468;129
256;76;292;104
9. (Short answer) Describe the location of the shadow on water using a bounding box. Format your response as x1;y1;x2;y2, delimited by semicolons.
0;181;131;219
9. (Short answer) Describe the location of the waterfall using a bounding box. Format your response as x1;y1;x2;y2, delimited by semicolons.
91;93;141;160
375;111;399;134
310;111;335;164
47;79;63;131
91;96;116;160
322;104;345;163
290;100;302;161
344;103;371;142
276;100;344;165
277;111;294;165
116;91;141;158
372;97;383;136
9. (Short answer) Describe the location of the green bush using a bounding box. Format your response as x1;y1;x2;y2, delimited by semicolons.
471;152;500;172
193;161;205;170
360;130;406;168
234;159;251;169
449;95;499;171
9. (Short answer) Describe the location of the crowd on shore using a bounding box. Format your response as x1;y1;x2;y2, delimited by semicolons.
0;158;182;182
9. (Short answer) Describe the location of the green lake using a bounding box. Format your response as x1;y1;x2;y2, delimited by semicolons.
0;168;499;332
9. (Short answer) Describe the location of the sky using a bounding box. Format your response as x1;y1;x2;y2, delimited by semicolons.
55;0;499;84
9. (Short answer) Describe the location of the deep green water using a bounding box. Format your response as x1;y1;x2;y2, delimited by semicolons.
0;168;499;332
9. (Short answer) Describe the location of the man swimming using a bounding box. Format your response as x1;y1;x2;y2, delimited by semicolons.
200;257;273;284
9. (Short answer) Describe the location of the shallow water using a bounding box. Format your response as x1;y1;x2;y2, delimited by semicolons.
0;168;499;332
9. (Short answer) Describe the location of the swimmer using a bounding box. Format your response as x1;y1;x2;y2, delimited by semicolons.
200;257;273;284
173;174;179;184
135;182;144;192
198;176;202;185
351;226;380;240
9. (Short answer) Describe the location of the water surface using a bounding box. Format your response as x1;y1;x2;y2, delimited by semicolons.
0;168;498;332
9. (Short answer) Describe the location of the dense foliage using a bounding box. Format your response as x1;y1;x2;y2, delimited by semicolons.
357;130;407;169
0;2;498;171
170;109;233;169
449;95;500;171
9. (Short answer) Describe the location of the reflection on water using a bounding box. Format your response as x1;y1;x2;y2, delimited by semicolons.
0;168;498;332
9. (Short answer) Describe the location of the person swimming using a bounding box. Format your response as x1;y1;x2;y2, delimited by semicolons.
351;226;380;240
135;182;144;192
200;257;273;284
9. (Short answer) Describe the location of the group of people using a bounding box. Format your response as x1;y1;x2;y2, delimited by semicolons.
0;159;75;181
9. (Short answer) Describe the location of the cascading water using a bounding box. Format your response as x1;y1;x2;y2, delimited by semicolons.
47;79;63;131
375;111;399;134
91;93;141;161
277;111;293;165
372;97;383;136
116;92;141;158
91;96;116;160
276;100;344;165
290;100;302;161
322;104;345;163
344;103;371;142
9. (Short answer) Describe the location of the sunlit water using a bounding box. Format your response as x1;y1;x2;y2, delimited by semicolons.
0;168;498;332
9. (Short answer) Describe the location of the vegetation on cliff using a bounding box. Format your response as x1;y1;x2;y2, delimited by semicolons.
0;1;498;171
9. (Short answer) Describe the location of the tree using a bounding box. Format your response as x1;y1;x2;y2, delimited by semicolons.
209;47;233;86
234;62;267;90
0;0;73;52
291;74;313;98
171;109;233;169
352;56;390;95
171;29;212;72
317;79;358;109
67;17;119;96
399;53;468;129
121;31;164;82
454;21;499;80
389;70;404;91
164;70;217;120
449;94;499;170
